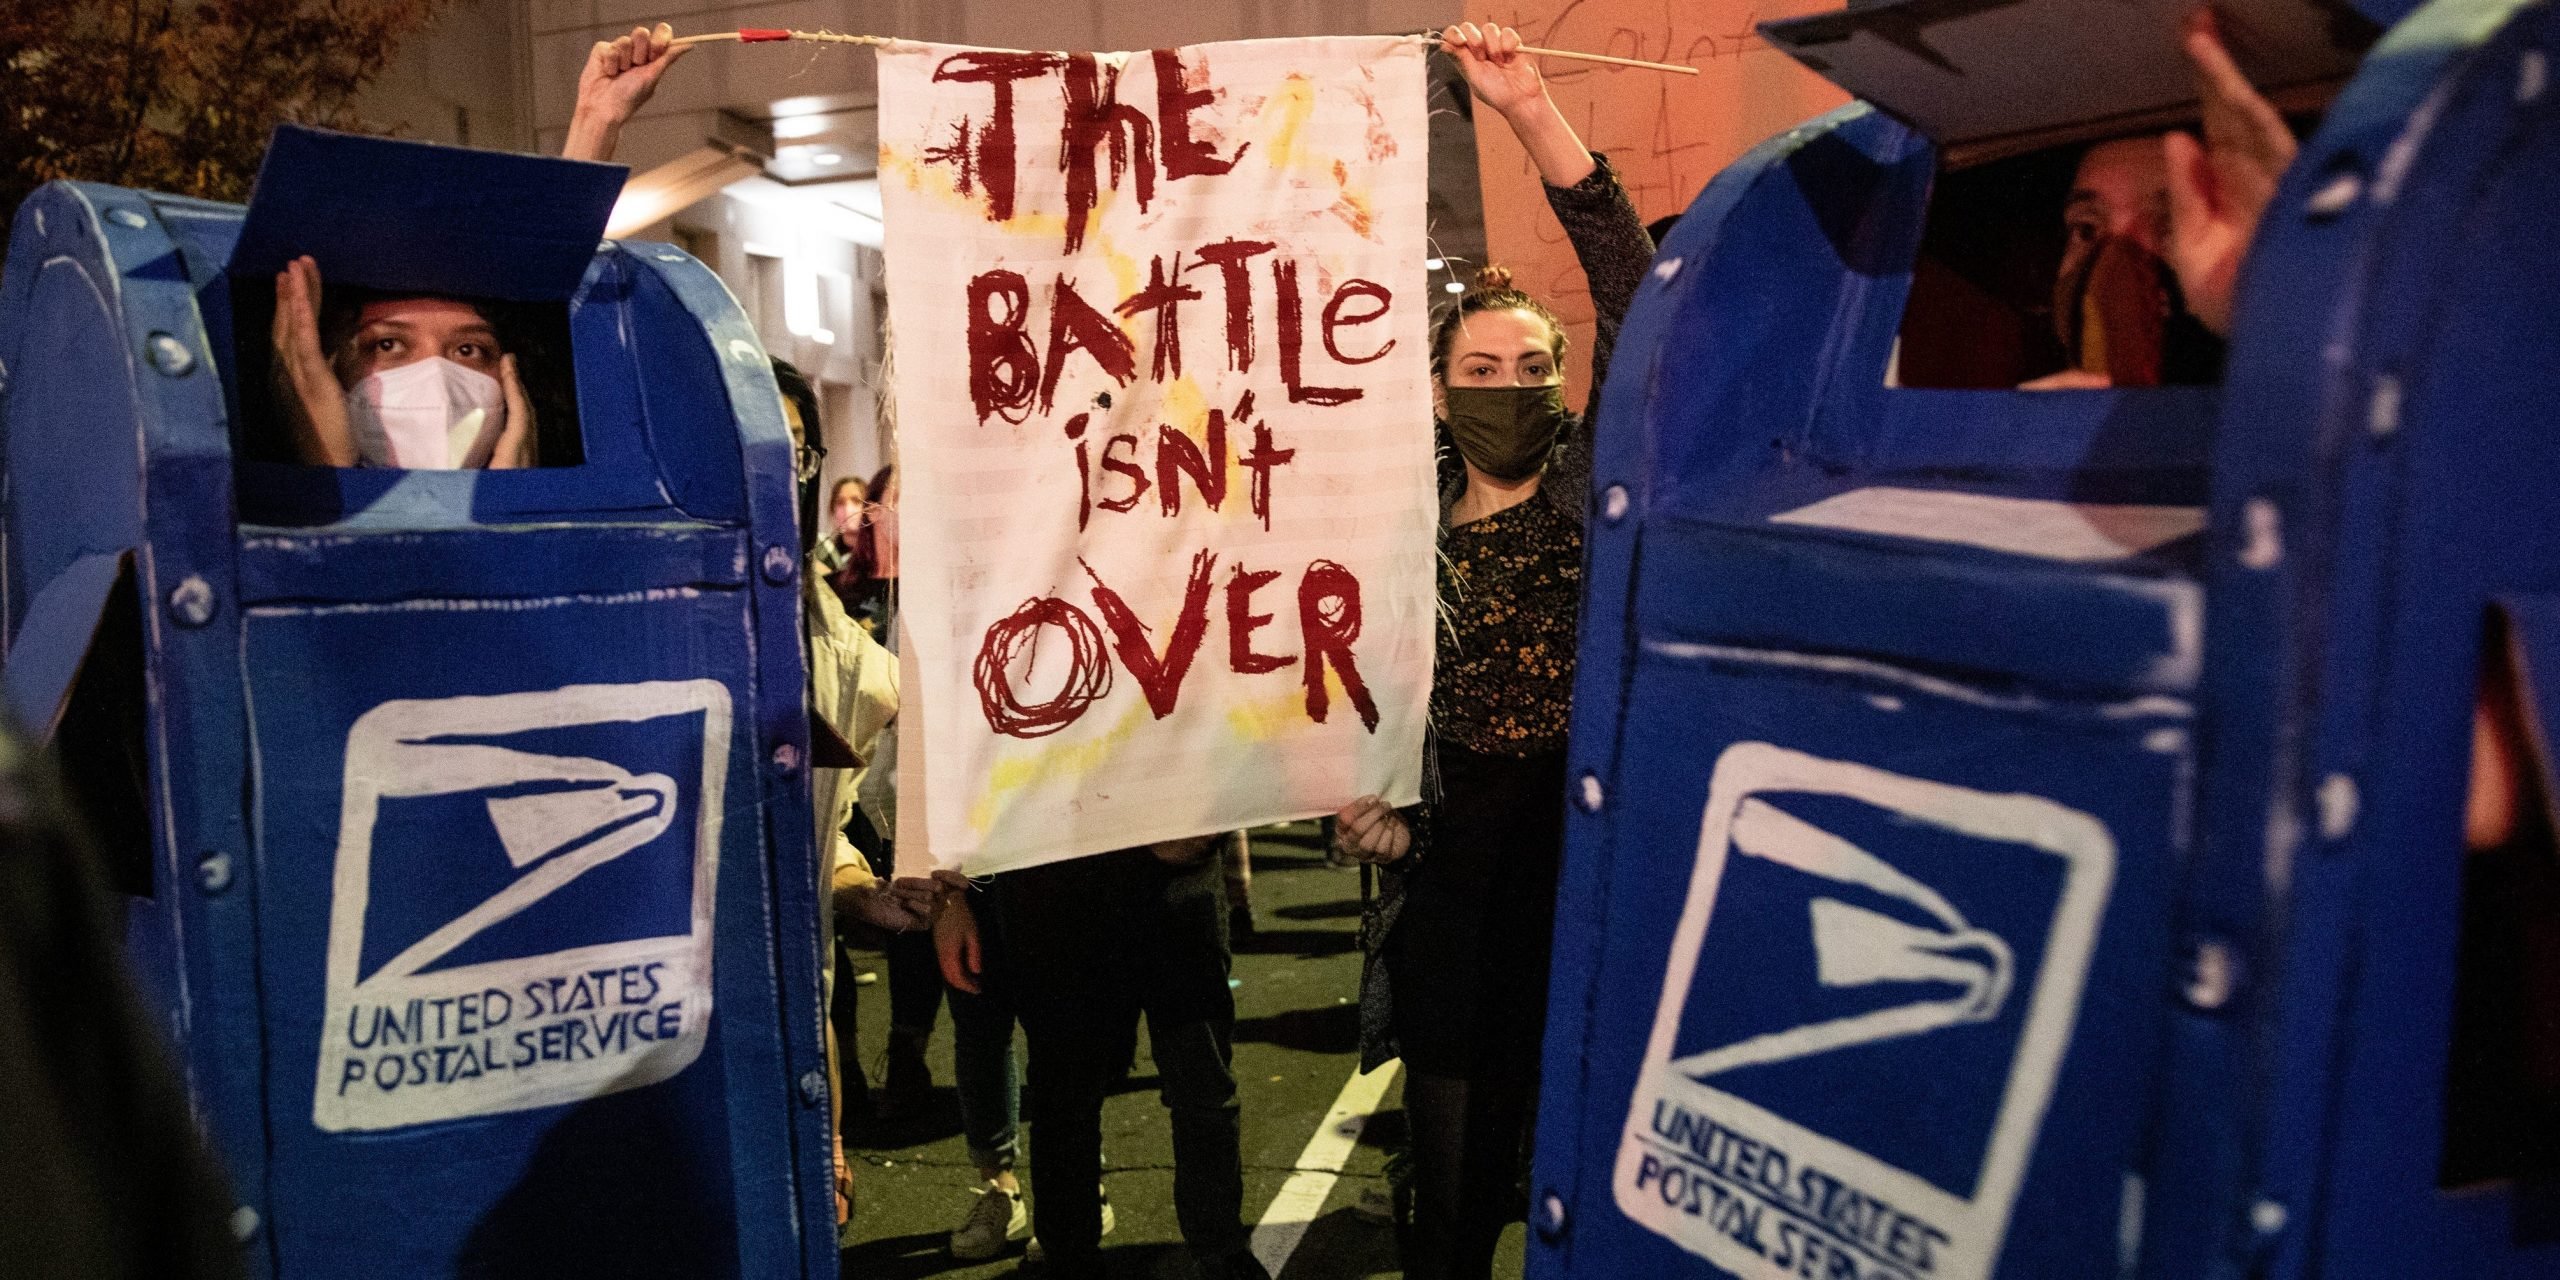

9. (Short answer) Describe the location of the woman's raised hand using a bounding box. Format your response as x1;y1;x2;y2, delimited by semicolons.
565;23;689;162
1440;23;1597;190
1441;23;1546;120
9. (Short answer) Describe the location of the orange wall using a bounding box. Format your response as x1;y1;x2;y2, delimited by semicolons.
1465;0;1847;408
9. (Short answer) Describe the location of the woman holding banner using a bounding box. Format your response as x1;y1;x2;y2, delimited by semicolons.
1332;22;1655;1280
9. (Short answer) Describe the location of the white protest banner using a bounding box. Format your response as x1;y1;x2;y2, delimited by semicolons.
879;36;1433;872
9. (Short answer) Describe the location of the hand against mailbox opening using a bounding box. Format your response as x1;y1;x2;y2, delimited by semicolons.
2164;8;2300;336
273;255;357;467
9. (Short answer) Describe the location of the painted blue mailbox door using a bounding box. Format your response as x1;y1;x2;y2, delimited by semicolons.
1526;103;2211;1280
242;571;759;1270
0;127;833;1278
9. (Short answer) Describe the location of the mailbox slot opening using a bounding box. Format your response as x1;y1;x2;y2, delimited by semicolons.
1891;119;2314;391
224;275;586;470
1894;144;2080;390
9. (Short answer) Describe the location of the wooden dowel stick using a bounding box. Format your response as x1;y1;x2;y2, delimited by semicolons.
1509;43;1699;75
668;29;883;48
664;27;1701;76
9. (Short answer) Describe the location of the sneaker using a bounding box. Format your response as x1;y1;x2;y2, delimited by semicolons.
949;1182;1029;1261
1023;1192;1113;1265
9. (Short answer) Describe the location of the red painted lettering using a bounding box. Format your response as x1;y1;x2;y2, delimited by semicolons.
1084;551;1217;719
1322;279;1396;364
1115;252;1200;383
1154;49;1247;180
1061;54;1157;254
929;53;1065;223
1298;560;1378;731
1225;565;1291;674
1239;421;1297;532
973;595;1113;738
1275;260;1361;405
1156;409;1228;516
967;270;1039;424
1097;433;1151;515
1039;275;1138;413
1191;238;1274;373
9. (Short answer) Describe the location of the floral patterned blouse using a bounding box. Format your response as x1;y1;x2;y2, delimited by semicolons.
1433;497;1584;756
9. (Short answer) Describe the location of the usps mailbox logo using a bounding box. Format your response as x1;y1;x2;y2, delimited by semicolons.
1615;742;2113;1280
312;681;731;1132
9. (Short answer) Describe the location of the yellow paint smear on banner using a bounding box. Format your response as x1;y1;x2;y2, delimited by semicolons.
967;702;1148;836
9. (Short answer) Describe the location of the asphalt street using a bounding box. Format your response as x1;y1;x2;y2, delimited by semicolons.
836;821;1529;1280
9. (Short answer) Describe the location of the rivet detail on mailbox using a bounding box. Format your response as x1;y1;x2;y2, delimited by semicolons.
2305;170;2363;219
2367;375;2402;438
1537;1190;1569;1241
2238;498;2284;571
146;332;195;377
167;575;216;627
2184;939;2238;1011
2316;773;2361;843
761;544;795;584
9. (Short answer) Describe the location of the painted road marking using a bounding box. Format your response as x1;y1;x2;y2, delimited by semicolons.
1250;1058;1403;1277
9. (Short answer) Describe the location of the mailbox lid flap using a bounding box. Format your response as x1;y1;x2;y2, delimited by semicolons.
1759;0;2374;163
226;125;625;302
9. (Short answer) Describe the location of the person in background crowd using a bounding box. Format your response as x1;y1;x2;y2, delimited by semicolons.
831;464;943;1123
936;836;1259;1280
777;357;938;1244
1330;22;1653;1280
814;476;864;583
832;468;900;643
820;460;1036;1259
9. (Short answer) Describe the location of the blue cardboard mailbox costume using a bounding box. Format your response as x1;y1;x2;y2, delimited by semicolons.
1531;0;2560;1277
0;127;834;1277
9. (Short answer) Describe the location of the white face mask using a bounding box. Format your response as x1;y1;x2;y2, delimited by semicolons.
344;356;507;470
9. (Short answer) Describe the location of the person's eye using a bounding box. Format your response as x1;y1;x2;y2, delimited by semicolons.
1466;363;1494;377
370;336;400;354
1525;363;1553;379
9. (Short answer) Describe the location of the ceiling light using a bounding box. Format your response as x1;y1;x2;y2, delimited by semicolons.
1425;257;1445;270
813;151;843;166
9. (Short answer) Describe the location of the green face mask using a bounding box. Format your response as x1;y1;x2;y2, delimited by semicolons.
1443;384;1570;481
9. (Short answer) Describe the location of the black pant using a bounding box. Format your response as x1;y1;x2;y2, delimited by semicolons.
1389;746;1566;1280
992;848;1248;1280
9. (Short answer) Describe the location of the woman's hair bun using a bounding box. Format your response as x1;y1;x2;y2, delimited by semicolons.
1469;264;1516;292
